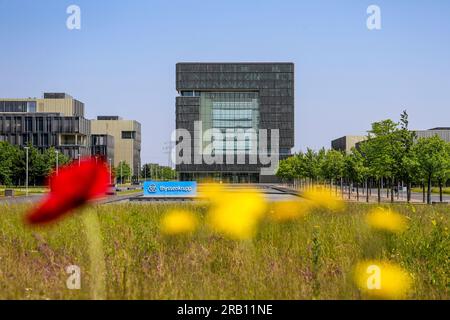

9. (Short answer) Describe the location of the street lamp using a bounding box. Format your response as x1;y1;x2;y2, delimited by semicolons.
120;161;123;185
24;147;29;197
78;153;81;166
55;150;59;176
108;158;112;184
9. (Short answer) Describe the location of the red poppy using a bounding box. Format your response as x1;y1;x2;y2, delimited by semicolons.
26;158;110;225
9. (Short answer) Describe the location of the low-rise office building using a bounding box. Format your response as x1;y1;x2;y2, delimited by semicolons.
0;94;142;175
415;127;450;142
91;116;142;177
0;93;90;158
331;135;366;153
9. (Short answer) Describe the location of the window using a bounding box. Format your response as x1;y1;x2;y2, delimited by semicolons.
121;131;136;139
27;102;36;113
181;91;200;97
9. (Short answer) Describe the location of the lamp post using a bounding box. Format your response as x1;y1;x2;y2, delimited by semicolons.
108;158;112;184
24;147;29;197
78;153;81;166
120;161;123;185
55;150;59;176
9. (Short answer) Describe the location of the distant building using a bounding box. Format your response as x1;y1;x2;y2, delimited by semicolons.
414;128;450;142
91;116;141;177
1;94;142;176
0;93;90;158
331;135;366;153
175;62;295;183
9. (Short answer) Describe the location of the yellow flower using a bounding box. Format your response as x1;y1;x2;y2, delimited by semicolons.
303;187;345;212
268;200;311;222
207;188;267;240
160;210;198;236
198;183;226;202
354;260;412;299
366;207;408;233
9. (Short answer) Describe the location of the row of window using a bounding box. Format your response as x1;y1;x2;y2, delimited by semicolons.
0;101;37;113
0;116;82;133
178;72;293;82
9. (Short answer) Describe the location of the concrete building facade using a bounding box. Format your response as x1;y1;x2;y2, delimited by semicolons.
91;116;141;177
175;62;295;183
415;128;450;142
331;135;367;153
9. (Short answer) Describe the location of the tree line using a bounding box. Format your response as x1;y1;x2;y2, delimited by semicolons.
0;142;70;186
276;112;450;204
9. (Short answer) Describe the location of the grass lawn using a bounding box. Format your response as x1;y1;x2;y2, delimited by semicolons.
0;202;448;300
412;187;450;195
116;189;143;196
0;187;48;197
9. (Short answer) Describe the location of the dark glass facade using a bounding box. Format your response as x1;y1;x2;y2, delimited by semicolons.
0;112;91;158
176;63;294;183
91;134;115;164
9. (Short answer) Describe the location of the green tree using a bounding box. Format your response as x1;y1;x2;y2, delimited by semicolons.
0;142;16;186
397;111;417;202
276;156;298;182
344;148;368;201
303;148;323;184
321;149;345;195
412;136;450;204
116;161;131;184
360;119;400;202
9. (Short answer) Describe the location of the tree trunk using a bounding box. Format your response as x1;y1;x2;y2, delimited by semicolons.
439;179;443;203
406;179;411;203
357;184;360;201
391;177;394;203
427;175;432;205
422;183;426;203
377;179;381;203
366;179;369;203
348;181;352;200
340;177;343;198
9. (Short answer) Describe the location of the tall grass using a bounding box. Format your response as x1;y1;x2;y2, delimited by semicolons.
0;202;448;299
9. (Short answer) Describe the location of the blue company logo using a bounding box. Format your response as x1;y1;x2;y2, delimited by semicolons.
143;181;197;197
147;184;157;193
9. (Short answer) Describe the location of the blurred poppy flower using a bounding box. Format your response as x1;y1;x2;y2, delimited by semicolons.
26;158;110;224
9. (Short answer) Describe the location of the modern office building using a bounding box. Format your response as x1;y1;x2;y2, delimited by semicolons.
331;135;367;153
332;128;450;153
1;94;142;175
91;116;142;177
415;127;450;142
175;62;295;183
0;93;90;158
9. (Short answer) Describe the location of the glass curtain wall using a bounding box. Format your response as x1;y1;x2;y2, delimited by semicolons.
199;92;259;156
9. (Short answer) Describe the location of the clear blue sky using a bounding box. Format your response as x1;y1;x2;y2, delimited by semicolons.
1;0;449;164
